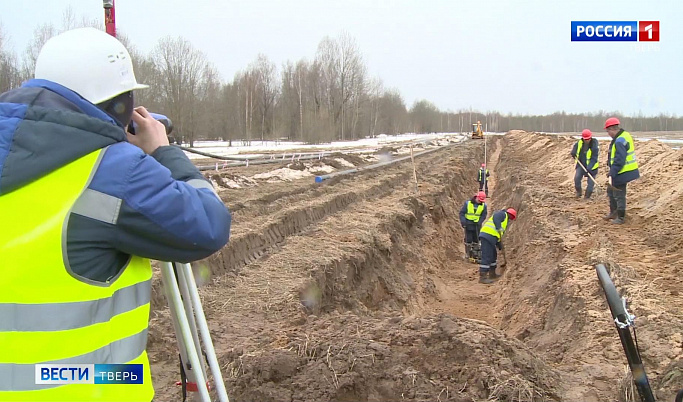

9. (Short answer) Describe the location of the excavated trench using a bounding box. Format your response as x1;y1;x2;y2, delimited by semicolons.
148;133;683;402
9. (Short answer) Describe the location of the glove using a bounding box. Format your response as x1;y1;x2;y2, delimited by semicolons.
497;242;503;250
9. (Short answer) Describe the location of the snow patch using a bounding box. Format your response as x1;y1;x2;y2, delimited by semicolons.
334;158;355;167
252;168;313;181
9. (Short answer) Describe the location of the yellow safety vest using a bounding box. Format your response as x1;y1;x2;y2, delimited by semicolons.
478;169;489;182
480;213;509;240
0;149;154;401
465;201;485;223
576;140;599;170
609;131;639;175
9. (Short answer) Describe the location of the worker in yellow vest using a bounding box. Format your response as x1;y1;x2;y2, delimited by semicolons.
0;28;231;401
478;163;490;196
478;208;517;284
570;129;599;199
603;117;640;224
459;191;488;263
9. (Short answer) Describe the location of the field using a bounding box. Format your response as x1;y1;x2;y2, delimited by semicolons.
147;131;683;401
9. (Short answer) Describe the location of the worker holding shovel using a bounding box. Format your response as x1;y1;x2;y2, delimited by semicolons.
478;208;516;284
570;129;599;199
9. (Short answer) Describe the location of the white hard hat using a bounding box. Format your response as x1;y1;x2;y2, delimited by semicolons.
35;27;148;104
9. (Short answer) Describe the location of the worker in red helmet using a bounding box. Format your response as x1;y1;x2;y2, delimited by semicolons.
604;117;640;224
477;208;516;284
570;129;599;199
459;191;488;263
477;163;490;196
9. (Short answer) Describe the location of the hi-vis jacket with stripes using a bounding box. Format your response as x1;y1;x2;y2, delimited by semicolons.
0;79;231;401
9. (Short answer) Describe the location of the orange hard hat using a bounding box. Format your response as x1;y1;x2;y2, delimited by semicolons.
604;117;620;129
582;129;592;140
476;191;486;202
506;208;517;220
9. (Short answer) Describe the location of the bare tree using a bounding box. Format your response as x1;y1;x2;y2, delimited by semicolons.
196;64;223;140
250;54;278;140
22;23;57;80
367;78;383;137
337;33;365;140
0;24;21;92
151;36;207;146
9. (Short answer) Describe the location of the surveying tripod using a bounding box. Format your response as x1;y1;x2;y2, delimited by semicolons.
101;2;228;400
160;262;229;402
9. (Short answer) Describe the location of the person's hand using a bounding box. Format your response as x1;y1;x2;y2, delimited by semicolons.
497;242;503;250
127;106;170;155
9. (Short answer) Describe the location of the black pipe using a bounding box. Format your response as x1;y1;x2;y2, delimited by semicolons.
595;264;656;402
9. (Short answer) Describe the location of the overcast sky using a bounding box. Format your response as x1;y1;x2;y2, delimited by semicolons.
1;0;681;116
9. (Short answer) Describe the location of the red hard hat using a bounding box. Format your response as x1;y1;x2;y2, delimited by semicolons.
476;191;486;202
582;129;592;140
506;208;517;220
481;163;486;167
604;117;620;129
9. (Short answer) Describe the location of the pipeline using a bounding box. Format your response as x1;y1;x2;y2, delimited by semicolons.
180;133;463;165
175;145;269;161
192;135;466;172
196;152;333;171
314;137;465;183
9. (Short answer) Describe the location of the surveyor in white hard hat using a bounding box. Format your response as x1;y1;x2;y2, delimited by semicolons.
0;28;231;401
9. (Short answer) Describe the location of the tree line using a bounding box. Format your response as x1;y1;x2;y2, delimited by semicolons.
1;11;682;146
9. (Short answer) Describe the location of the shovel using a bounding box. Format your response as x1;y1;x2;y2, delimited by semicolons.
499;241;508;269
574;156;622;192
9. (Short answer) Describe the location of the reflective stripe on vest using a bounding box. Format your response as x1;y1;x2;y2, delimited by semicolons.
610;131;639;174
576;140;599;170
465;201;484;223
0;148;154;400
478;169;488;182
479;213;509;240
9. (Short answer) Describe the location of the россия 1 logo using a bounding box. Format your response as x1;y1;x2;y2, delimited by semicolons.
571;21;659;41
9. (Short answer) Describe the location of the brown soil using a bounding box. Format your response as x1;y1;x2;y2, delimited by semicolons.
147;131;683;402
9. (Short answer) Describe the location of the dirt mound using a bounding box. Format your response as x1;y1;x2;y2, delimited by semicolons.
492;131;683;401
211;172;258;189
325;152;367;167
223;313;560;402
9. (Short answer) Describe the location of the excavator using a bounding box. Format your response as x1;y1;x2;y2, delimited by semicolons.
471;121;484;139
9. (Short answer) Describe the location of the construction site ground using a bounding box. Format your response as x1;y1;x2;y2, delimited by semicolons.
147;131;683;402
